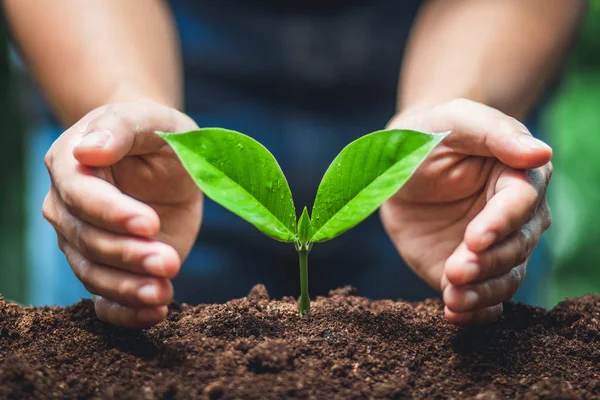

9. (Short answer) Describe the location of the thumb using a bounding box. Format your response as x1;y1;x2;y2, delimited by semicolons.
441;99;552;169
395;99;553;169
73;101;196;167
491;133;553;169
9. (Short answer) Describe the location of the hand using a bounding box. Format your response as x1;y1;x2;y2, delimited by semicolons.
42;100;202;328
380;99;552;326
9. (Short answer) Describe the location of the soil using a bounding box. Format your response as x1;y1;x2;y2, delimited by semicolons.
0;285;599;399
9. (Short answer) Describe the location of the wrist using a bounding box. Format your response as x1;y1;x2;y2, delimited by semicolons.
105;81;181;110
60;82;180;127
398;83;487;119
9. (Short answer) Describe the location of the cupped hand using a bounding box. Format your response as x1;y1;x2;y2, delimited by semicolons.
42;100;202;328
380;99;552;326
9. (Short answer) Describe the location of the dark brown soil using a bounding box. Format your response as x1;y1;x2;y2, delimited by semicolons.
1;285;599;399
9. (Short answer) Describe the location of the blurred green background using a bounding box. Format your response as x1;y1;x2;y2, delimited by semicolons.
0;18;25;303
546;0;600;305
0;3;599;307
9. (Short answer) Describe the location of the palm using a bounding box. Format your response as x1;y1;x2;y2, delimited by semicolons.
106;147;202;259
382;145;507;290
378;100;553;325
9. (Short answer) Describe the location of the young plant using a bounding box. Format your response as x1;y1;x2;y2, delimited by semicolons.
156;128;448;316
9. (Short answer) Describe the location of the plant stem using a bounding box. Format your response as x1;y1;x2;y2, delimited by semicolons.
298;248;310;317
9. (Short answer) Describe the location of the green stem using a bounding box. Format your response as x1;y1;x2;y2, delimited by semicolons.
298;248;310;317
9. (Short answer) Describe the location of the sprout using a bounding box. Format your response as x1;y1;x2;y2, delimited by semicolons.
157;128;448;316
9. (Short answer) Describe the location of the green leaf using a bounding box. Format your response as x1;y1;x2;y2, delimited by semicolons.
310;129;449;242
297;206;311;246
157;128;297;242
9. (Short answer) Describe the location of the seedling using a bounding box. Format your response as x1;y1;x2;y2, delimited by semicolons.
157;128;448;316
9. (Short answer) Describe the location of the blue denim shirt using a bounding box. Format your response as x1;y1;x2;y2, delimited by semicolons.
25;0;548;306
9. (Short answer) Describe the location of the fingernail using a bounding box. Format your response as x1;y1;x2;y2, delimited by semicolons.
76;131;111;150
143;255;165;276
480;231;497;249
138;284;160;304
462;290;479;310
516;135;551;151
126;217;153;236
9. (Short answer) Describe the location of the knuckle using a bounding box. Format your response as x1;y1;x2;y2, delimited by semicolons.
83;284;96;296
132;98;154;107
134;98;156;110
99;206;121;228
81;231;108;261
41;193;55;223
95;103;112;114
100;236;120;263
506;116;527;131
542;204;552;231
120;241;137;267
166;106;178;133
86;104;123;135
479;249;495;275
75;227;92;257
449;97;472;109
506;269;523;296
527;171;543;189
94;304;108;322
485;304;504;323
116;279;138;301
73;258;92;286
547;163;554;181
532;186;542;204
494;118;519;135
103;103;120;118
525;168;546;192
132;99;158;120
479;281;493;304
60;182;78;215
519;187;539;219
527;203;538;222
516;245;529;266
176;110;199;132
167;106;196;133
507;266;525;295
516;230;532;262
93;298;111;322
56;235;67;252
515;249;528;267
43;150;54;171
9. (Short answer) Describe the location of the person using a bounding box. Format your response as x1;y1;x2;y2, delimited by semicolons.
4;0;583;328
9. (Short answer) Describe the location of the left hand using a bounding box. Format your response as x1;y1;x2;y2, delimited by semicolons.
380;98;552;326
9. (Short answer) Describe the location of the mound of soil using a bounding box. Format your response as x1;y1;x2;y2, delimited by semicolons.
1;285;599;399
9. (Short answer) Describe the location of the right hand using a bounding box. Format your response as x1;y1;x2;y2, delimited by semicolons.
42;100;203;328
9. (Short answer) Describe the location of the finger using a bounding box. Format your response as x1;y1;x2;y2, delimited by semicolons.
465;166;550;252
59;236;173;308
47;198;180;278
73;100;197;166
442;99;552;168
444;303;503;326
44;167;160;237
391;98;552;169
44;124;161;237
94;295;168;329
448;215;545;285
443;264;526;313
